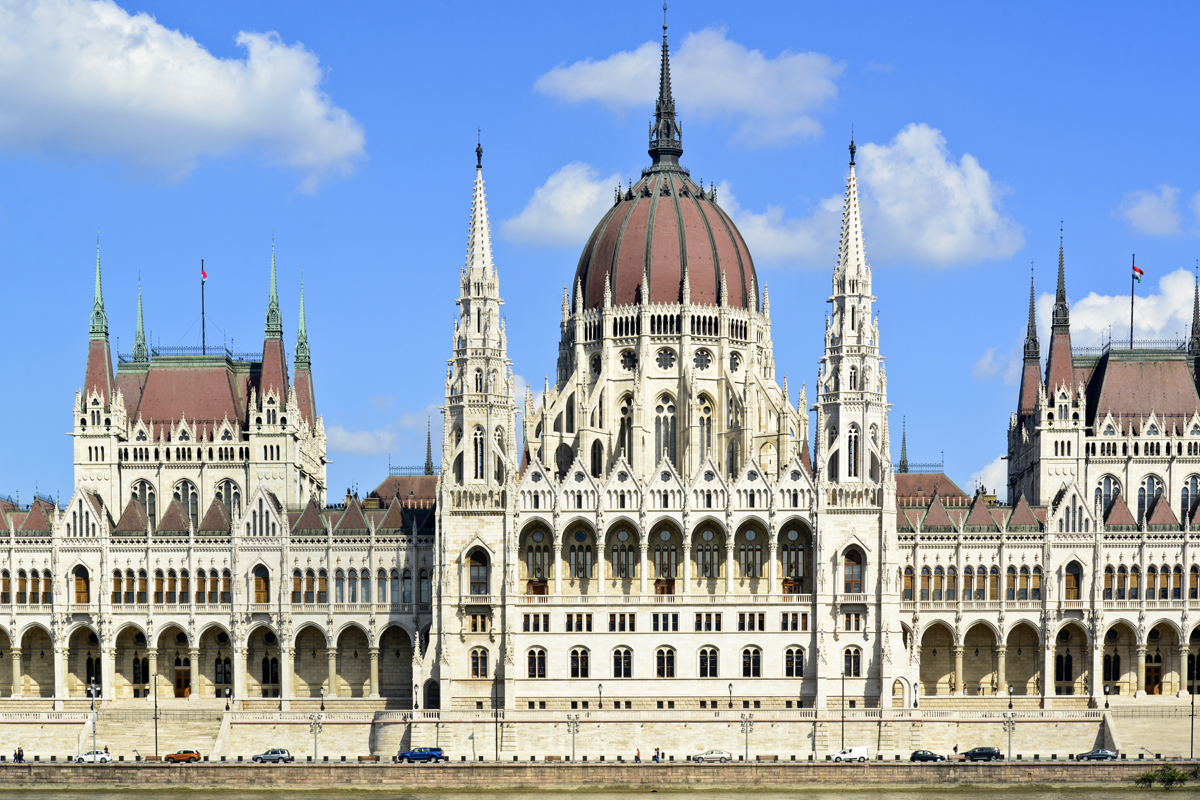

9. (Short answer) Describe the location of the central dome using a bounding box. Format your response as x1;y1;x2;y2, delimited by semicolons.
572;171;758;312
570;17;758;313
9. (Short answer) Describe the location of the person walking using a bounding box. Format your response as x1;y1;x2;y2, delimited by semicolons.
635;749;641;763
953;744;959;757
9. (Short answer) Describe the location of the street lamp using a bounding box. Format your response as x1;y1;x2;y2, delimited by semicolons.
414;683;420;710
728;682;733;709
1003;684;1016;762
566;714;580;761
88;681;99;759
841;666;846;752
598;683;603;709
320;686;325;712
225;686;231;711
1104;683;1111;710
740;713;754;762
309;713;323;761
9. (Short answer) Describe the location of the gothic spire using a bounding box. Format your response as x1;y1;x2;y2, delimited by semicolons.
132;280;149;363
1023;269;1039;363
90;235;108;340
1189;265;1200;357
835;137;869;282
648;3;682;166
424;417;435;476
295;274;311;368
466;140;495;279
1052;231;1069;328
265;236;283;339
898;417;909;473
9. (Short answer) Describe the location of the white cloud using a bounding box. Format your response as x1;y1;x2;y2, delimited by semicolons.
328;404;441;459
857;124;1024;265
968;455;1007;503
1190;190;1200;224
719;124;1022;268
971;342;1023;385
327;424;396;457
1048;266;1196;347
502;162;620;247
535;28;842;147
1118;185;1182;235
0;0;364;190
972;347;1001;381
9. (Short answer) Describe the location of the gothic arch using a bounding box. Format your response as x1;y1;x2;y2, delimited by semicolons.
333;620;374;648
292;622;331;649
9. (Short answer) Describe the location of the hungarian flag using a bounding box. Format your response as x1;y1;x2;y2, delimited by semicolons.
201;265;208;283
1133;264;1143;283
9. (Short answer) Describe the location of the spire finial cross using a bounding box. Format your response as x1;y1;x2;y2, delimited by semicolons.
663;2;668;33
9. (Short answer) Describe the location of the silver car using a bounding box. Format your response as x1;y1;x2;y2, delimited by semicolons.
253;748;294;763
693;749;732;763
76;750;112;764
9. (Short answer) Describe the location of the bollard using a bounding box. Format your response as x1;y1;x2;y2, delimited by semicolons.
461;756;467;762
341;756;346;762
1016;755;1022;761
600;756;605;762
307;756;312;762
1051;754;1056;760
50;756;55;763
513;756;518;762
33;756;39;762
895;755;901;761
1156;754;1162;760
1033;755;1039;760
1138;754;1145;759
792;755;797;762
531;756;537;762
221;756;226;762
237;756;242;762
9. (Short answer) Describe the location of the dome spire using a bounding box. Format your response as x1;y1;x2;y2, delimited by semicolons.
295;272;311;369
836;136;869;281
90;233;108;340
648;3;682;166
265;234;283;339
133;278;149;363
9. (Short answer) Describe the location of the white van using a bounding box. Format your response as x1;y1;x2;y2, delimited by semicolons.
831;746;869;762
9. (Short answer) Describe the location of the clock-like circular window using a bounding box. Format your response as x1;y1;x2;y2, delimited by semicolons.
656;348;677;370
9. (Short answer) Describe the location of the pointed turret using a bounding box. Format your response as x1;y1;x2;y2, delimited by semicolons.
424;418;435;476
1189;272;1200;357
83;237;115;403
132;281;149;363
467;141;495;278
1044;234;1074;392
648;4;682;166
898;417;909;473
835;137;869;282
1017;271;1041;418
293;276;316;429
259;238;290;402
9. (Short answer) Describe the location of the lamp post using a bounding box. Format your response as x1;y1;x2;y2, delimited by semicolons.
566;714;580;762
88;681;98;759
841;666;846;752
1104;682;1111;710
598;683;603;709
1002;684;1016;762
1191;674;1196;760
309;713;323;761
414;683;420;711
740;713;754;762
225;686;231;711
320;686;325;712
153;664;159;758
728;682;733;709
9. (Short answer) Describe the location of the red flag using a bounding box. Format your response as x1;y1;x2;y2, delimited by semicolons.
201;266;208;282
1132;264;1143;283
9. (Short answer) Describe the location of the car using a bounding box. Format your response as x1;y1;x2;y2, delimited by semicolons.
692;749;733;763
252;748;294;763
832;746;869;763
397;747;447;763
165;749;201;763
1077;748;1118;761
909;750;945;762
76;750;112;764
963;747;1002;762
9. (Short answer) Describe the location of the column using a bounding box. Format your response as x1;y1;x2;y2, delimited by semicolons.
233;646;245;702
768;543;778;596
368;647;380;699
724;541;734;595
1178;646;1190;698
1136;645;1147;697
1091;643;1104;702
952;647;964;696
188;647;200;700
52;645;66;708
996;646;1007;695
598;545;606;596
640;542;649;595
681;544;691;596
553;541;563;595
280;645;293;711
10;649;21;698
147;649;158;702
326;649;338;699
100;645;115;701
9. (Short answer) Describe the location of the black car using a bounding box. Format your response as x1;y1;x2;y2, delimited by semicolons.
963;747;1002;762
1077;748;1118;761
397;747;447;763
910;750;945;762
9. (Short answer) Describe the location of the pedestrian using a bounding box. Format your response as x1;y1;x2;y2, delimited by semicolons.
635;749;641;763
953;744;958;757
104;746;109;755
653;748;659;763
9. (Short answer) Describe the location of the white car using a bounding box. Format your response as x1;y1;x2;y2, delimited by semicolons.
76;750;112;763
832;746;869;763
693;749;733;763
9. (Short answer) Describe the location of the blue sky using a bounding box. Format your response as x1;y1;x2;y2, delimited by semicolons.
1;0;1198;504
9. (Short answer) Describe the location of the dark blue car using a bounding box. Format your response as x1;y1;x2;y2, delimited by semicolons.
398;747;448;763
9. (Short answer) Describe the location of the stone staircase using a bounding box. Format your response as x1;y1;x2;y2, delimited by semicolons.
92;707;224;760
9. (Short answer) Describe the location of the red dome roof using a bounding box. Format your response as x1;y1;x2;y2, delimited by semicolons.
572;169;758;312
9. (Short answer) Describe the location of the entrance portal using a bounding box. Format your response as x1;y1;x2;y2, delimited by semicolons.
174;656;191;698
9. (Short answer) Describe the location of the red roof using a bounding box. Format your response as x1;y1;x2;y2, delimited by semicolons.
155;499;191;534
896;473;970;504
1146;494;1180;528
921;495;956;530
799;440;813;479
113;498;149;534
369;476;438;506
128;364;245;434
377;497;407;530
259;338;289;404
964;496;1000;530
573;172;756;311
198;499;231;534
19;500;52;533
1089;355;1200;427
291;498;326;534
84;339;114;405
293;366;316;429
335;498;368;531
1105;494;1137;528
1045;329;1074;392
1007;494;1040;529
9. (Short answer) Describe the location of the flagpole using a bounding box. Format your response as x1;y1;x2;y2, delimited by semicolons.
201;258;206;355
1130;253;1135;350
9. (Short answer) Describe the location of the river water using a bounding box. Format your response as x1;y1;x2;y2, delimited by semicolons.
0;791;1158;799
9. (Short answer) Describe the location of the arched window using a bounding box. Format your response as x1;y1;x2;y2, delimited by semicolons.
919;567;931;601
591;440;604;478
1191;566;1199;600
781;530;804;593
419;570;430;604
618;396;634;461
843;549;863;594
786;648;804;678
173;480;200;529
698;397;714;462
1064;561;1082;600
697;530;720;579
739;536;762;578
570;543;593;579
989;566;1000;600
655;540;677;579
571;648;590;678
527;535;549;583
469;552;488;595
125;569;135;604
472;429;485;480
154;570;164;603
613;648;632;678
1095;475;1120;514
131;480;157;527
611;534;635;579
947;566;958;601
303;569;315;604
849;366;858;390
844;647;862;677
656;647;676;678
1019;566;1030;600
847;426;859;478
933;567;945;601
292;570;302;603
527;649;546;679
1172;565;1183;600
377;570;388;604
470;648;488;678
1130;565;1141;600
335;570;346;603
1138;475;1163;523
1006;566;1017;601
215;479;241;520
1183;476;1200;523
74;566;90;604
390;569;400;603
221;569;232;603
903;567;914;601
403;570;413;603
727;440;741;480
699;648;719;678
741;647;761;677
494;427;506;483
962;566;974;601
654;396;677;466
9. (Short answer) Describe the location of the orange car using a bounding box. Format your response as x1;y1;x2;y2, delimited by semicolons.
165;749;201;763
